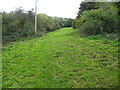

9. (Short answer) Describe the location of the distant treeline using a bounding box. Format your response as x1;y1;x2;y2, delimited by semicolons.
2;8;73;44
73;1;119;36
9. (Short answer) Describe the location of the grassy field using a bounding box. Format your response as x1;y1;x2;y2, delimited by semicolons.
2;27;118;88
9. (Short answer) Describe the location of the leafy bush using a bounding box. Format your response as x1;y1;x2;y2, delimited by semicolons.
73;3;118;36
37;14;73;32
2;8;74;44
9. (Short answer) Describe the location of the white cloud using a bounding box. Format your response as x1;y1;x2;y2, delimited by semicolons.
0;0;83;18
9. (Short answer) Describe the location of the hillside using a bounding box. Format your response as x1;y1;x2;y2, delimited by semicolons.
2;28;118;88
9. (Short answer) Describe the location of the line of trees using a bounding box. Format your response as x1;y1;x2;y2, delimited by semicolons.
2;8;74;44
72;1;119;36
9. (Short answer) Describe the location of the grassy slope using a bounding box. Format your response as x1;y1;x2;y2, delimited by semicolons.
2;28;118;88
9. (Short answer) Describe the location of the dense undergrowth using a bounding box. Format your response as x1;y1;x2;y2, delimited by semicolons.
73;2;119;36
2;8;73;44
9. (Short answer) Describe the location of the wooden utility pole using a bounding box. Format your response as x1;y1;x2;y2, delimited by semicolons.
35;0;38;34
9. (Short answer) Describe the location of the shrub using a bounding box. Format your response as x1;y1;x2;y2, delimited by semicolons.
73;3;118;36
2;8;74;44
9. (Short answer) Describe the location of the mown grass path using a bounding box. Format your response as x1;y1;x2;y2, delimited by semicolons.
2;28;118;88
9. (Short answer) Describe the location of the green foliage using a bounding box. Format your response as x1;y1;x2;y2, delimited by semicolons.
2;8;35;43
73;2;118;36
2;8;74;44
37;14;73;32
77;2;99;18
114;2;120;15
2;28;118;88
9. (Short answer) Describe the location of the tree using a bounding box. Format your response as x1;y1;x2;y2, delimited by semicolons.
77;2;99;18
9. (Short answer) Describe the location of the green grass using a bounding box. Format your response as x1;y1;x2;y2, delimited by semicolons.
2;27;119;88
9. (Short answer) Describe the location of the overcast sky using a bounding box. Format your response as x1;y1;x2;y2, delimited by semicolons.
0;0;84;19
